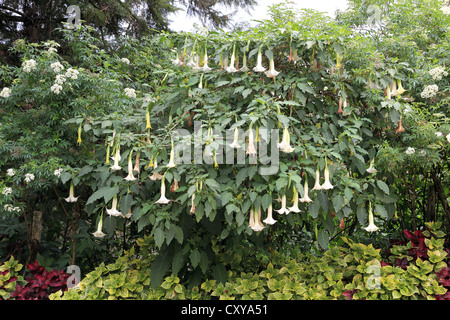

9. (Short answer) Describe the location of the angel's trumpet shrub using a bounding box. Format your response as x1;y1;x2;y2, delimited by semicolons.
107;194;122;217
364;202;379;233
253;46;266;72
250;206;265;232
202;47;212;72
110;146;122;171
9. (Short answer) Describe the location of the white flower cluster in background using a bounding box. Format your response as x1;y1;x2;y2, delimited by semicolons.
65;68;79;80
54;168;63;177
120;58;130;64
405;147;415;155
6;168;15;176
24;173;35;183
51;83;63;94
22;59;37;73
124;88;136;98
2;187;12;196
441;5;450;15
0;87;11;98
429;66;448;80
3;204;21;213
50;61;64;73
420;84;439;98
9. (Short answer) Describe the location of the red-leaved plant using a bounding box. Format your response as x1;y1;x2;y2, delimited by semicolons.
10;260;69;300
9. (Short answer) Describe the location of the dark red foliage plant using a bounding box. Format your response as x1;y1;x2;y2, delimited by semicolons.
10;260;69;300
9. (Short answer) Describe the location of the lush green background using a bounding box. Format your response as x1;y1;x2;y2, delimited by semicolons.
0;0;449;295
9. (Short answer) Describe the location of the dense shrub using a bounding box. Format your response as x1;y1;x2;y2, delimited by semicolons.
50;221;449;300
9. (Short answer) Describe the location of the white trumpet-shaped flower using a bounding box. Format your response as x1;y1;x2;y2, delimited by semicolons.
253;46;266;72
92;214;106;238
65;181;79;203
275;194;290;215
124;150;136;181
202;47;212;72
155;175;172;204
263;203;277;225
225;45;238;73
312;166;322;191
277;126;294;153
364;202;379;233
321;161;334;190
265;57;280;79
239;52;249;72
246;122;257;156
287;186;301;213
166;138;177;168
249;206;265;232
229;127;241;149
299;175;313;203
172;52;183;66
110;146;122;171
107;194;122;217
366;159;378;174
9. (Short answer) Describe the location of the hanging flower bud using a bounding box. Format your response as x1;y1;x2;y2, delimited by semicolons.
170;178;179;192
190;193;196;214
146;109;151;130
395;116;405;134
339;217;345;229
77;122;82;145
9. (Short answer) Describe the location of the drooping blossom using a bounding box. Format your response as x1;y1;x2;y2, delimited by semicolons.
366;159;378;174
364;201;379;233
166;138;177;168
299;175;313;203
246;122;257;156
92;214;106;238
321;160;334;190
229;127;241;149
249;206;265;232
253;46;266;72
155;175;172;204
202;47;212;72
265;57;280;79
110;146;122;171
107;194;122;217
239;52;249;72
124;150;136;181
65;181;78;203
277;126;294;153
312;166;322;191
225;45;238;73
263;203;277;225
275;194;290;215
287;186;301;213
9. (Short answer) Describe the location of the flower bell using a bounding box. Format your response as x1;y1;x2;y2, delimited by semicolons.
263;203;277;225
396;79;406;95
146;108;151;130
287;186;301;213
250;206;265;232
229;127;241;149
166;138;177;168
226;44;238;73
65;181;79;203
92;214;106;238
239;52;249;72
202;47;212;72
134;152;140;174
124;150;136;181
77;123;82;145
246;122;257;156
395;116;405;134
265;57;280;79
299;175;313;203
312;165;322;191
149;155;163;181
338;96;344;115
110;145;122;171
155;175;172;204
364;201;379;233
321;160;334;190
275;194;290;215
107;194;122;217
366;159;378;174
277;126;294;153
172;52;183;66
253;46;266;72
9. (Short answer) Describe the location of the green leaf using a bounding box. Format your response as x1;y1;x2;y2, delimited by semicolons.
376;180;390;195
86;186;119;205
190;249;201;268
150;244;175;288
317;230;329;250
154;227;165;248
